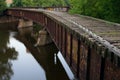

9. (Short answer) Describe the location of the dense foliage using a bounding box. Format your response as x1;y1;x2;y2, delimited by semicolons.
0;0;7;16
69;0;120;23
11;0;120;23
11;0;67;7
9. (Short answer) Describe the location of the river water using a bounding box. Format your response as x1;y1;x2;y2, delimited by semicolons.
0;24;74;80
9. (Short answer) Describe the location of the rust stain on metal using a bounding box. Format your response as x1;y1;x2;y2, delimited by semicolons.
66;32;71;65
79;43;88;80
72;37;78;74
104;58;120;80
89;49;101;80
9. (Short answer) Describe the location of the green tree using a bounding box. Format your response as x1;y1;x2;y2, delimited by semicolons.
22;0;35;7
11;0;23;7
0;0;7;16
11;0;67;7
69;0;120;23
0;31;18;80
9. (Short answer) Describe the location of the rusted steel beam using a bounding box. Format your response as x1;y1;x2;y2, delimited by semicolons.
62;28;66;56
77;40;80;78
71;37;78;77
56;24;59;47
86;47;91;80
100;57;105;80
58;24;60;49
89;48;101;80
54;22;57;43
52;21;55;42
104;57;120;80
60;26;63;51
64;29;67;58
66;32;71;65
70;34;73;66
58;25;61;50
79;43;88;80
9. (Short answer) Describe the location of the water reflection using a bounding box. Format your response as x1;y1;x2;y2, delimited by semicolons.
0;23;69;80
15;27;69;80
9;35;46;80
0;31;18;80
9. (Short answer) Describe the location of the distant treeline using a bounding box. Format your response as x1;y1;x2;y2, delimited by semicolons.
11;0;67;7
1;0;119;23
11;0;120;23
69;0;120;23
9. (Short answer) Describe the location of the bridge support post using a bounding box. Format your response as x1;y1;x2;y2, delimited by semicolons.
35;30;53;46
18;19;33;28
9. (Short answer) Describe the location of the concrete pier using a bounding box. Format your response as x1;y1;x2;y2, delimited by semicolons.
18;19;33;28
35;30;53;46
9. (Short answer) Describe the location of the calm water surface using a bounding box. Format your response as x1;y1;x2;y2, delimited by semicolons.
0;27;70;80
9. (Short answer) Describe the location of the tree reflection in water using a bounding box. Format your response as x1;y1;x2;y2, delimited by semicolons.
0;31;18;80
15;27;69;80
